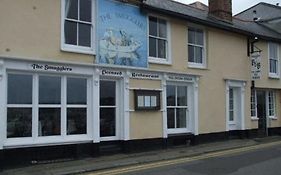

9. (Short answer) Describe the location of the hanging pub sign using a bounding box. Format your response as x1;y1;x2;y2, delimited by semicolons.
251;52;261;80
98;0;147;68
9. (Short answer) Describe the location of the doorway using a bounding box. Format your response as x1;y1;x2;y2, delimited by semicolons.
99;80;121;141
228;87;242;130
256;91;267;137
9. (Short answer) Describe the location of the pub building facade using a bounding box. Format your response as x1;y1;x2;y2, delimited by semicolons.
0;0;281;165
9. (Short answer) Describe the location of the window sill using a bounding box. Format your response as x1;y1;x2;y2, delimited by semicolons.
251;117;259;121
268;74;280;79
188;63;207;70
61;45;95;55
269;116;278;120
149;57;171;65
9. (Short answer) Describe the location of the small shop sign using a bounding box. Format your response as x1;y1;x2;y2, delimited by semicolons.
167;75;193;82
100;69;123;77
251;52;261;80
130;72;161;80
31;63;73;72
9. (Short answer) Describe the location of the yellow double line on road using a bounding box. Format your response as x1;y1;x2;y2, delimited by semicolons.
87;141;281;175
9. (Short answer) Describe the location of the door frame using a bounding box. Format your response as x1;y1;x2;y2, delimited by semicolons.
99;78;124;141
225;80;246;131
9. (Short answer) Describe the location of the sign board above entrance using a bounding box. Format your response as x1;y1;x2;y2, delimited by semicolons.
98;0;147;68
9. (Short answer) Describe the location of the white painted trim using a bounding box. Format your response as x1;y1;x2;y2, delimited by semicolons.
193;77;199;135
162;78;167;138
225;80;246;131
0;59;5;149
123;73;130;140
60;0;96;55
92;69;100;143
187;24;207;68
147;14;172;65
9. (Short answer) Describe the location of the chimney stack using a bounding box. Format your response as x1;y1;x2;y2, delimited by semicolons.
209;0;232;22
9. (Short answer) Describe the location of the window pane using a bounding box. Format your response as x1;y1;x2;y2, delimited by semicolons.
167;85;175;106
100;108;115;137
151;96;157;107
65;0;78;20
7;108;32;138
138;96;144;107
100;81;116;106
67;108;86;135
167;108;175;129
65;21;77;45
8;74;32;104
188;45;195;62
149;16;157;36
78;23;91;47
79;0;91;22
39;76;61;104
269;43;278;58
176;108;187;128
144;96;151;107
188;29;195;44
67;78;87;104
195;47;203;63
229;111;234;121
158;19;167;38
39;108;61;136
177;86;187;106
149;37;157;57
158;39;166;59
196;30;204;45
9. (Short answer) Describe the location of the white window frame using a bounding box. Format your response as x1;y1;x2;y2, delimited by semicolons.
267;91;276;119
187;25;206;69
4;72;92;148
148;15;171;65
250;89;258;120
166;82;191;134
268;42;279;78
61;0;96;55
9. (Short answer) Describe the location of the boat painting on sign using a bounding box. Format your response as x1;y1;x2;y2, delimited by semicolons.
98;0;148;68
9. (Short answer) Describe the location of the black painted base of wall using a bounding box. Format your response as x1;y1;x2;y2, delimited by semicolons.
2;127;281;169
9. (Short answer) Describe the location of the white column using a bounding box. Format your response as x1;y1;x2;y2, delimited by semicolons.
193;77;199;135
92;68;100;143
123;71;130;140
241;83;246;130
0;59;5;149
225;81;230;132
162;75;167;138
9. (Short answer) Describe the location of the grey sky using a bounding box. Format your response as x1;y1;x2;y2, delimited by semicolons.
173;0;281;14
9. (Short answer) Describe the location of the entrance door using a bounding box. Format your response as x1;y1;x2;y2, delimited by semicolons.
256;91;267;137
100;80;119;140
228;87;242;130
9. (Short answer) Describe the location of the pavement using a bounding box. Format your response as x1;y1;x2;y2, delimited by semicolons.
1;136;281;175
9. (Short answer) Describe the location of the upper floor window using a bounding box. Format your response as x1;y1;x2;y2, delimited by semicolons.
62;0;95;54
149;16;170;64
188;27;205;68
268;42;279;78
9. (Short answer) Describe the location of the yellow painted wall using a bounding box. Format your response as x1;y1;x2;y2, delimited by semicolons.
129;79;163;139
0;0;94;63
151;18;252;133
2;1;281;138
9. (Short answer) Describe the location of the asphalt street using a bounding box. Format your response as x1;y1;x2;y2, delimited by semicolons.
89;142;281;175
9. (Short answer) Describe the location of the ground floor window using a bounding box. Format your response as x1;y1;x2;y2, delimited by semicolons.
166;84;188;131
268;91;276;117
251;89;257;117
7;73;89;140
